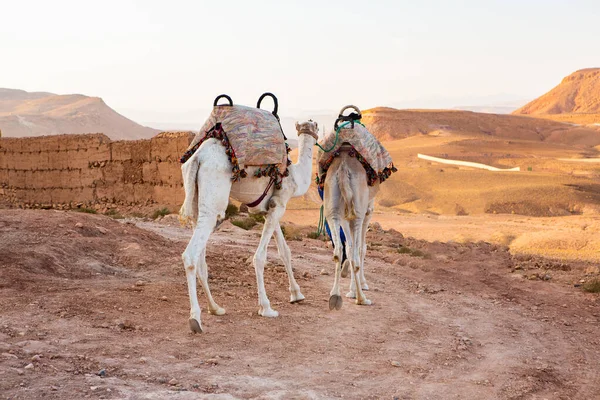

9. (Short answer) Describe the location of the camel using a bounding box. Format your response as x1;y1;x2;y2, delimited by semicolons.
323;145;380;310
179;118;319;333
318;105;396;310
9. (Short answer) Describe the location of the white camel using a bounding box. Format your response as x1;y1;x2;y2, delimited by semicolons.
323;143;379;310
179;120;319;333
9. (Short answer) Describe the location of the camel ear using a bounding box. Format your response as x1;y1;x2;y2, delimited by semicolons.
295;122;300;131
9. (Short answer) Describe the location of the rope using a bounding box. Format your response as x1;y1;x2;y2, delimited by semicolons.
315;205;326;237
315;120;365;153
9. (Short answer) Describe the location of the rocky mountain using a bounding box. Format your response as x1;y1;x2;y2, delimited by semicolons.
513;68;600;124
0;89;159;140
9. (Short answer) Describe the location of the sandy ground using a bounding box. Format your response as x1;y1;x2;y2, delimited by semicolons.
283;210;600;263
1;209;599;400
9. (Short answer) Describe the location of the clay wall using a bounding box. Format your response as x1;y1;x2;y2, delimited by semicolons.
0;132;194;211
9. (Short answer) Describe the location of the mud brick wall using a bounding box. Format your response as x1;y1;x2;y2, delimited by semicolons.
0;132;194;210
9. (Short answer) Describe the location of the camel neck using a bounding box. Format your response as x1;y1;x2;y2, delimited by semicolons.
292;134;316;196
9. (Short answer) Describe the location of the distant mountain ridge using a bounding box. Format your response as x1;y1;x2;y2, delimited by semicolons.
513;68;600;124
0;88;159;140
361;107;600;147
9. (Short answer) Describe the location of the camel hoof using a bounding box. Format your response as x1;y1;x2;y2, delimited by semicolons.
356;298;372;306
188;318;203;333
362;284;369;291
209;307;226;316
341;260;350;278
345;291;357;299
329;294;343;310
259;308;279;318
290;293;305;303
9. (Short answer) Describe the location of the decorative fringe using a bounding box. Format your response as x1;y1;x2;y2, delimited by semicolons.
316;145;397;190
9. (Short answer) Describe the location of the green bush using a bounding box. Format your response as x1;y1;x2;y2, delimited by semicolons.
307;231;321;240
231;217;257;230
582;279;600;293
225;203;239;219
249;213;265;223
152;208;171;219
104;209;124;219
72;207;97;214
397;245;427;258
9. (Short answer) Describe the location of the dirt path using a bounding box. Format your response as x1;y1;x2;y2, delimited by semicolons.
1;210;599;399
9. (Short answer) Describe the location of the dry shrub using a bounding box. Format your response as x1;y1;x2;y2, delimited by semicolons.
231;217;256;230
582;279;600;293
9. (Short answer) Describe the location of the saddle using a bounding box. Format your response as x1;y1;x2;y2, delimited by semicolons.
316;105;397;189
180;93;291;186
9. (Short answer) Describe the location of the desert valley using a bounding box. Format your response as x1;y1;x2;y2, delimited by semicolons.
1;68;600;399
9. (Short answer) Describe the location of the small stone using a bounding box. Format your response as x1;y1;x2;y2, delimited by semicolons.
139;357;147;363
75;222;83;228
302;271;310;278
90;386;99;391
205;358;219;365
50;386;58;391
169;378;178;386
391;361;402;367
160;296;168;301
137;261;146;266
320;269;330;276
2;352;18;359
17;369;24;375
24;363;34;370
96;226;108;234
97;368;106;377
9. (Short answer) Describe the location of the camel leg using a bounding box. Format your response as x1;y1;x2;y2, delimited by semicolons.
181;147;231;333
343;218;358;299
196;248;225;315
350;217;371;305
359;203;374;291
327;214;345;310
273;224;305;303
253;198;288;317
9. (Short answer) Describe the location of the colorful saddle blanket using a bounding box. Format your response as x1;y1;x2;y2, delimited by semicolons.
181;105;290;182
316;121;397;188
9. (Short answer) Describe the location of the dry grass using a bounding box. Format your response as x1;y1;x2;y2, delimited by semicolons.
582;279;600;293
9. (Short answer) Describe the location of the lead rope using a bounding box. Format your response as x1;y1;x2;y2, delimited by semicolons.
314;120;365;153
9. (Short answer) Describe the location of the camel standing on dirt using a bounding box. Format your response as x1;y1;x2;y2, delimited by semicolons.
323;149;379;310
179;120;319;333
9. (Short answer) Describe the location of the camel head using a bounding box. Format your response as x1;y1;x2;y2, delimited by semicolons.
295;120;319;141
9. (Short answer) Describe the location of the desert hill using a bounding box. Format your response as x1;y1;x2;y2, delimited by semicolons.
360;107;600;147
513;68;600;124
288;106;600;216
0;88;159;140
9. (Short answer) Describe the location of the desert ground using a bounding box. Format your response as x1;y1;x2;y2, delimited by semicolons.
1;208;599;400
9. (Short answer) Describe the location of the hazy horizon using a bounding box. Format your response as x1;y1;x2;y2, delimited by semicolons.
2;0;600;128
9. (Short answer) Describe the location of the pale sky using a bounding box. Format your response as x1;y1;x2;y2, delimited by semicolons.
2;0;600;121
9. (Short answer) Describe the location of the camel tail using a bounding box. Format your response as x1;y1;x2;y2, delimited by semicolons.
179;153;200;227
338;158;356;221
